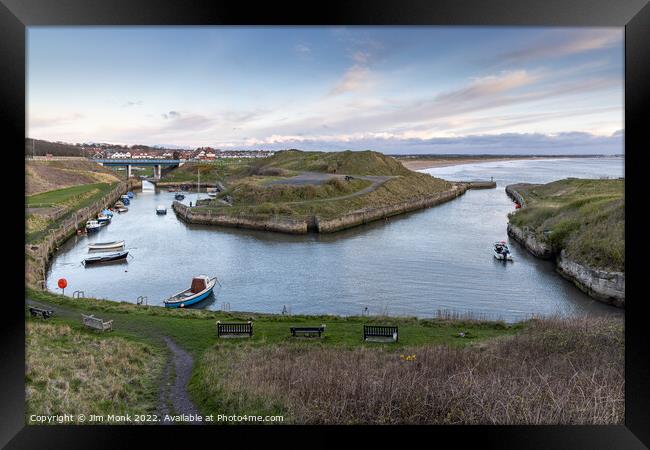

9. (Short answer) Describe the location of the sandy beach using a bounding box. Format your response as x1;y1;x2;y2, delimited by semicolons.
398;156;561;171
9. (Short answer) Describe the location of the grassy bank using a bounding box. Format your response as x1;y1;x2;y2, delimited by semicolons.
25;288;623;424
26;321;163;424
160;160;251;184
508;178;624;272
26;158;120;195
26;182;118;243
175;150;454;221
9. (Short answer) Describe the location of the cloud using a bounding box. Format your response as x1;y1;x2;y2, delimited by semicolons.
435;70;537;104
329;65;372;96
498;29;622;63
122;100;142;108
228;130;623;155
294;43;311;54
161;110;181;119
29;113;84;128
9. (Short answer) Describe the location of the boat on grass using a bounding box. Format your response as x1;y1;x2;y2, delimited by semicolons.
88;240;125;251
494;241;513;261
82;250;129;266
164;275;219;308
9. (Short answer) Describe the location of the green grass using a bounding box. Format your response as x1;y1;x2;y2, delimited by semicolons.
254;149;412;176
26;183;112;207
25;288;623;424
27;288;520;356
26;182;118;243
26;320;163;423
161;160;251;184
200;172;452;220
509;178;624;271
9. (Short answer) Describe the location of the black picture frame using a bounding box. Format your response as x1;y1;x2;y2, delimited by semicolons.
3;0;648;447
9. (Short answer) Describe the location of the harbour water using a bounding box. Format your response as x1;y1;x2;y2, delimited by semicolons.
46;157;624;322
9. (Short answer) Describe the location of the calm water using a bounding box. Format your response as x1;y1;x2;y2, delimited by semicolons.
46;157;624;322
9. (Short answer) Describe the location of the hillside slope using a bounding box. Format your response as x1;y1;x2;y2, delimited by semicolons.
26;159;121;195
256;150;412;176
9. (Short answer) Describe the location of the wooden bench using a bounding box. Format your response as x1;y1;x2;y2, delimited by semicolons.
217;321;253;338
29;307;53;319
363;325;398;342
81;314;113;332
290;325;325;338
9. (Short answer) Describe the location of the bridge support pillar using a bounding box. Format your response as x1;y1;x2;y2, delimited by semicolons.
154;164;162;180
127;165;132;178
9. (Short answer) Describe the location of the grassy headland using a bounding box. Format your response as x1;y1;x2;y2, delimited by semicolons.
508;178;624;272
25;288;623;424
169;150;457;229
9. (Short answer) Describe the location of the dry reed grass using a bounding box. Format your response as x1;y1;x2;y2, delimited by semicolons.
199;315;623;424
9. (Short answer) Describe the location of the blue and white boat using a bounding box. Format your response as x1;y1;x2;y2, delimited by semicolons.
97;214;111;224
101;209;113;217
127;191;134;198
164;275;219;308
120;195;131;205
85;219;102;233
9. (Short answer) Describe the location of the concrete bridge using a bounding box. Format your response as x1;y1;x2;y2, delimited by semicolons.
94;159;183;179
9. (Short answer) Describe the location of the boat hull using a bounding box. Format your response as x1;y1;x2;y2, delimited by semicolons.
88;241;125;251
83;251;129;265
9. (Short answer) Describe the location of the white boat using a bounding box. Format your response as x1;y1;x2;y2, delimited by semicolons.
494;241;513;261
156;205;167;214
88;240;125;251
164;275;219;308
207;192;217;198
117;207;128;213
85;220;102;233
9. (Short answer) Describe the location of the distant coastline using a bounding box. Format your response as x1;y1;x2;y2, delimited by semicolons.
395;154;620;171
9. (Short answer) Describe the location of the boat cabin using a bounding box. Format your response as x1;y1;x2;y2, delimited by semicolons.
190;276;209;293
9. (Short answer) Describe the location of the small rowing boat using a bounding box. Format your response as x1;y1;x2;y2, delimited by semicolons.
82;250;129;265
174;193;185;200
88;240;125;251
117;207;128;213
164;275;219;308
156;205;167;214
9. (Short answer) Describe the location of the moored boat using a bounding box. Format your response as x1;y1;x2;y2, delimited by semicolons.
120;195;131;205
494;241;513;261
97;214;111;224
164;275;219;308
175;193;185;200
127;191;134;198
114;201;125;208
101;209;114;217
85;220;102;233
156;205;167;214
82;250;129;266
117;207;128;213
88;240;125;251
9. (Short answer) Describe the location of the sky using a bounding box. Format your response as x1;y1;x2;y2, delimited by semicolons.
27;26;624;154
